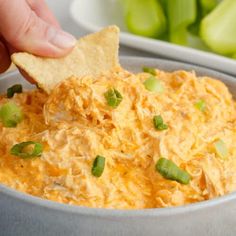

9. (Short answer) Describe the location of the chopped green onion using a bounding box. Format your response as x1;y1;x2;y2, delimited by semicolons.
167;0;197;45
156;157;190;184
104;88;123;108
7;84;23;98
194;99;206;112
214;139;228;159
0;102;23;127
10;141;43;159
143;67;157;75
143;76;164;93
153;115;168;130
91;155;105;177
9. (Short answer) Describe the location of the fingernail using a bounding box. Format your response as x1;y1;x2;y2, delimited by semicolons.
49;28;76;49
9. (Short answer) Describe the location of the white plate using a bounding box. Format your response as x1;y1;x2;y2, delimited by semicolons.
70;0;236;76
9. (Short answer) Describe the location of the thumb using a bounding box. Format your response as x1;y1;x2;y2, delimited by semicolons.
0;39;11;73
0;0;76;57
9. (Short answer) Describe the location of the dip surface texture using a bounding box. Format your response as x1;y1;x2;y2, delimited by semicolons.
1;67;236;209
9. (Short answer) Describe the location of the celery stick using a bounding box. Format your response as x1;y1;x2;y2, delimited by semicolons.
200;0;218;16
189;0;218;36
200;0;236;55
159;0;168;13
167;0;197;45
123;0;166;38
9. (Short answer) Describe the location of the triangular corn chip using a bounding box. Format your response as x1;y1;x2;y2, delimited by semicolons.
11;26;120;93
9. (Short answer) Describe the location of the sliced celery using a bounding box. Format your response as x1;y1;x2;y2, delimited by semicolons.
159;0;168;14
213;139;228;160
123;0;166;38
143;76;164;93
167;0;197;45
189;0;218;36
200;0;236;55
0;102;23;127
200;0;218;16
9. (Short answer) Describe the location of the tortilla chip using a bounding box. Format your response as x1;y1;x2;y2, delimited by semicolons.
11;26;120;93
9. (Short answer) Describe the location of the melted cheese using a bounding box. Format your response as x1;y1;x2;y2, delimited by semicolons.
1;67;236;209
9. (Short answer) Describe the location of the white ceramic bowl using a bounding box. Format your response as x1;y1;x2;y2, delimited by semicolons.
1;57;236;236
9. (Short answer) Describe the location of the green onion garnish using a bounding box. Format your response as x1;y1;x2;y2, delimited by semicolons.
7;84;23;98
10;141;43;159
156;157;190;184
153;115;168;130
214;139;228;160
143;67;157;75
0;102;23;127
104;88;123;108
143;76;164;93
91;155;105;177
194;99;206;112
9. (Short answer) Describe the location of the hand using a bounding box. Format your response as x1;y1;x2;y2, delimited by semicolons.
0;0;76;73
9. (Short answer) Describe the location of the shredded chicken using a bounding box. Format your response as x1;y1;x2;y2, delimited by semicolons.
0;67;236;209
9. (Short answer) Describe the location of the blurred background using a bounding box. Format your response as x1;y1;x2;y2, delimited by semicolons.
7;0;236;75
45;0;236;75
45;0;155;57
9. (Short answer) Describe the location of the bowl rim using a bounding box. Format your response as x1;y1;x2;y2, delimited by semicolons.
1;56;236;218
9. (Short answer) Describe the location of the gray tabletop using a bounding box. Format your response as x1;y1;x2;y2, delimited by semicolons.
46;0;157;58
